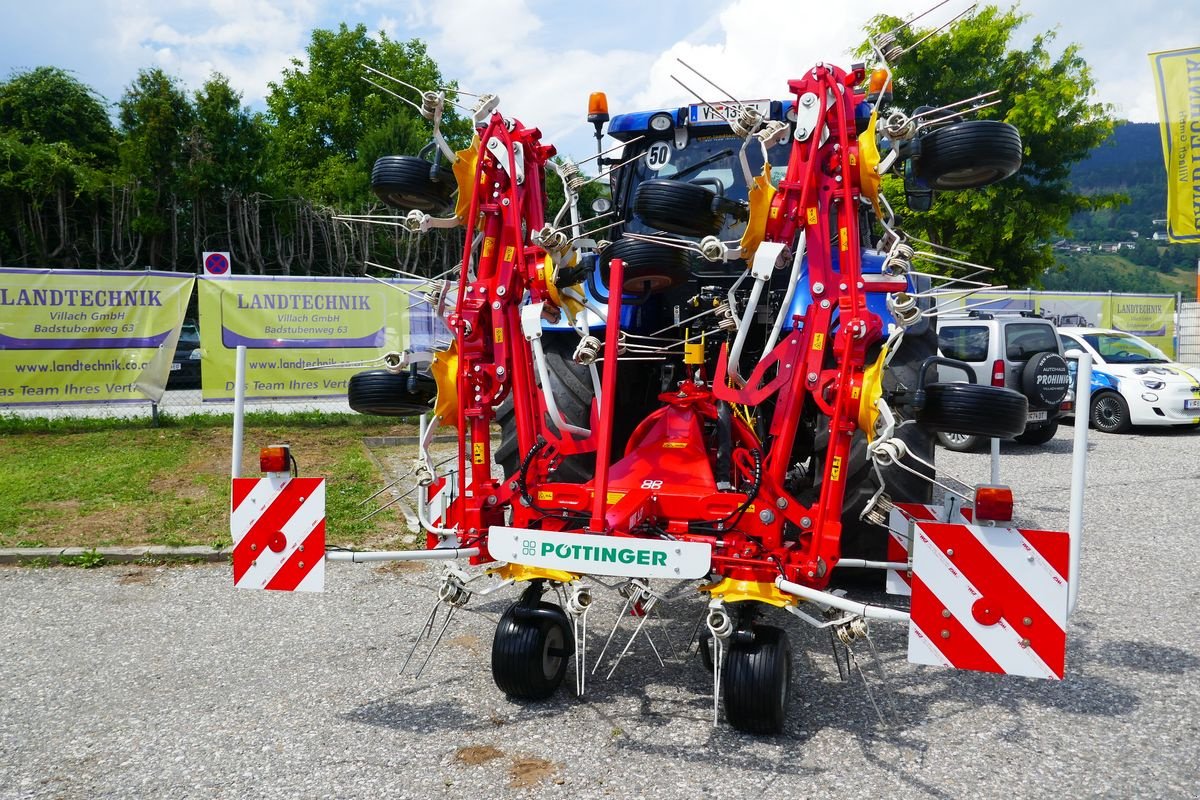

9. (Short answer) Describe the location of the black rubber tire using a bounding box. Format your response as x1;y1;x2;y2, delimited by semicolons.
599;237;691;293
1020;352;1071;408
371;155;455;213
917;383;1029;438
723;625;792;735
914;120;1022;190
937;431;983;452
1091;391;1131;434
347;369;436;416
491;601;571;700
1015;420;1058;445
633;179;722;237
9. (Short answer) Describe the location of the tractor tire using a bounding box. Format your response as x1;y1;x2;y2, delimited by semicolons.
633;179;722;237
1090;391;1131;434
599;237;692;293
917;383;1029;438
371;155;455;213
723;625;792;735
347;369;436;416
491;600;572;700
913;120;1022;190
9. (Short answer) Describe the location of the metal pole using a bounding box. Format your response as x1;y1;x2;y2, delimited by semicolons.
775;577;910;623
989;436;1000;484
325;547;481;563
231;345;247;479
1067;352;1092;615
589;257;624;532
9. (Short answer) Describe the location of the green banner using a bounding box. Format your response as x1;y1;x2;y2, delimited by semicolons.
197;276;410;400
0;268;194;406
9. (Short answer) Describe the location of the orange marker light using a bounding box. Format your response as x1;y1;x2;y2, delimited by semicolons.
260;445;291;473
588;91;610;124
868;69;892;97
974;485;1014;523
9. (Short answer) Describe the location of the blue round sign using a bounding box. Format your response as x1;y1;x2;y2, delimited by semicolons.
205;252;230;275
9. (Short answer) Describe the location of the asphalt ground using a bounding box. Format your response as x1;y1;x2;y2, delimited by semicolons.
2;423;1199;799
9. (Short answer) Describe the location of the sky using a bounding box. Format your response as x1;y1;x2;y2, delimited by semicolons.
1;0;1196;163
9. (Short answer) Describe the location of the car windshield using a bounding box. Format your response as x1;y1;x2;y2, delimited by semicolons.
1082;332;1169;364
620;134;790;240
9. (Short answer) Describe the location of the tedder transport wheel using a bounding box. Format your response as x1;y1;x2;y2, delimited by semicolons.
917;383;1028;439
723;625;792;734
370;155;455;214
491;600;572;700
347;369;436;416
913;120;1023;190
599;237;692;293
633;179;723;237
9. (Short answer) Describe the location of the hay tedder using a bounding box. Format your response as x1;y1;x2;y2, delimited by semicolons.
232;11;1092;734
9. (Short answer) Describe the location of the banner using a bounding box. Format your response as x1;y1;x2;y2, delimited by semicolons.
1150;46;1200;243
197;276;412;400
0;269;195;406
944;290;1177;356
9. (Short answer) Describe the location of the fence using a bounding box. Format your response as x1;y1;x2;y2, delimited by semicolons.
1180;302;1200;366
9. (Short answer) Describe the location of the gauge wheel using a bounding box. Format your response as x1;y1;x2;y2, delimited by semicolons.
1014;420;1058;445
913;120;1023;190
347;369;436;416
1090;392;1131;434
723;625;792;735
491;601;572;700
936;431;983;452
599;237;692;293
917;383;1029;438
371;155;455;213
633;179;722;237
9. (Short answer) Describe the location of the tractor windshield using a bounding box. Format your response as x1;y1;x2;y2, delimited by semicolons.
616;134;791;241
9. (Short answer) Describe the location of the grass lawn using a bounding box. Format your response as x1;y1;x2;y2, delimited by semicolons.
0;413;421;551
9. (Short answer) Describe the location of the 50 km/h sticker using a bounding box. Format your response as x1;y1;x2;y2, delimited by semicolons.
489;527;712;580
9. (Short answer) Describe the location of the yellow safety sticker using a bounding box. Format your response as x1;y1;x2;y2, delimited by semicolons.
494;327;504;344
806;207;818;225
830;455;842;481
849;153;858;167
482;237;496;257
607;492;625;505
839;227;848;251
663;441;688;449
472;442;486;465
770;205;780;218
852;386;861;399
813;332;825;351
503;245;515;262
537;490;554;502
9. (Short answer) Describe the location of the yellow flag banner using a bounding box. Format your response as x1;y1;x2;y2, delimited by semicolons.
197;276;413;400
0;268;195;406
1150;46;1200;243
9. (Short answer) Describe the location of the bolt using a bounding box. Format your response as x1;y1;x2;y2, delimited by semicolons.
820;299;830;309
473;365;482;372
1023;617;1033;627
1019;638;1031;648
813;282;825;294
807;372;818;383
474;394;482;402
776;497;788;509
496;366;506;377
839;283;847;291
800;516;812;528
486;495;498;505
941;630;950;639
299;545;304;553
802;94;815;107
942;609;951;618
502;198;510;206
946;548;954;557
492;301;501;310
807;570;815;578
250;543;257;552
466;286;474;294
759;509;775;524
298;561;305;569
497;286;506;296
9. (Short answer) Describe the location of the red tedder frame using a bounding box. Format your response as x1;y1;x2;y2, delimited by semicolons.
442;62;890;591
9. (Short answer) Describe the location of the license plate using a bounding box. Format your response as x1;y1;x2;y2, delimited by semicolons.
170;363;182;372
1185;399;1200;411
688;99;771;126
1027;410;1048;422
489;527;712;580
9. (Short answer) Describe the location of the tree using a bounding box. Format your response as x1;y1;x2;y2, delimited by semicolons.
118;68;195;267
864;6;1118;288
265;23;469;206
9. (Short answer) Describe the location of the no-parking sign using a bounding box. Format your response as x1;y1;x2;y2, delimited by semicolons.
202;251;231;277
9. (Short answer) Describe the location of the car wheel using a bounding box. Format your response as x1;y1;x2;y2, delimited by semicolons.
936;431;982;452
1014;420;1058;445
1090;392;1131;434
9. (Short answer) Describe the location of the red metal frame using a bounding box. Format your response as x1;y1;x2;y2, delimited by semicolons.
440;63;896;590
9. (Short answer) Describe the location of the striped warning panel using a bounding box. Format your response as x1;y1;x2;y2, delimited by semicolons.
231;476;325;592
908;520;1069;680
